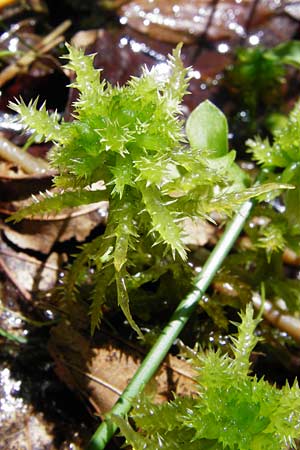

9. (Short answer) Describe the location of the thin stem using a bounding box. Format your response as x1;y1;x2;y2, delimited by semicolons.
87;199;253;450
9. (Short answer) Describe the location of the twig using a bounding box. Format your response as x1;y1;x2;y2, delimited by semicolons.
252;292;300;342
0;135;50;173
86;198;254;450
0;19;71;87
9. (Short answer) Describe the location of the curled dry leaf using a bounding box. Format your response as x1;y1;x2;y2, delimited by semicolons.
1;208;107;253
49;323;197;416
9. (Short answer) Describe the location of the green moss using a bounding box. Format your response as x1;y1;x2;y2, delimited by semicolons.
115;305;300;450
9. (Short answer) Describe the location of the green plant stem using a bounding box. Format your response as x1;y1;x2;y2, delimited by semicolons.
86;199;253;450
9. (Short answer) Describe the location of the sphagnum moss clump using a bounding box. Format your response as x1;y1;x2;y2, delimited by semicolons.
8;44;283;334
113;305;300;450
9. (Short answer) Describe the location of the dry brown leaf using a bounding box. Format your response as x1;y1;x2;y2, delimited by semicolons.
49;322;197;417
1;203;107;254
182;217;215;247
0;170;54;202
0;239;61;297
119;0;298;44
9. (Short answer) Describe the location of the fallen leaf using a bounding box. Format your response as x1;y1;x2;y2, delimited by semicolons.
1;201;108;254
182;217;215;247
0;239;61;296
49;322;197;416
119;0;298;44
0;167;54;201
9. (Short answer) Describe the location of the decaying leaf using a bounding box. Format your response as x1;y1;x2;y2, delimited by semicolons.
49;322;197;416
1;208;107;254
182;217;216;247
118;0;298;44
0;169;54;202
0;239;60;297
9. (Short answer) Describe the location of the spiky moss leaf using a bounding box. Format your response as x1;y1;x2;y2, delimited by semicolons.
116;304;300;450
206;182;293;215
275;101;300;163
63;43;106;118
61;235;105;303
139;183;186;260
90;265;114;334
266;380;300;446
175;181;290;222
9;43;286;336
95;117;135;155
165;43;190;103
108;196;138;272
127;43;189;108
135;154;180;188
132;396;196;433
249;99;300;168
166;147;249;207
7;188;108;222
256;222;287;260
109;154;135;197
9;98;67;144
112;415;150;449
246;136;288;168
229;303;261;374
186;100;229;158
115;267;143;339
49;121;112;185
187;304;300;450
113;413;205;450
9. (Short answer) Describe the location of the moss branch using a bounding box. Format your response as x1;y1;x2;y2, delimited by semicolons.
87;198;254;450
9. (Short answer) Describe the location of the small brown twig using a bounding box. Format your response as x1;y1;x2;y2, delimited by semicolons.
0;19;71;87
0;135;50;173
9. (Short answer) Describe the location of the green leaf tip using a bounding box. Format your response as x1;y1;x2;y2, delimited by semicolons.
186;100;229;157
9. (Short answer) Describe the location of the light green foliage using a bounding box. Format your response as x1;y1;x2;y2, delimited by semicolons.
247;99;300;255
209;101;300;325
8;44;282;333
220;100;300;319
226;41;300;116
226;47;283;129
186;100;228;157
8;188;108;218
115;305;300;450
